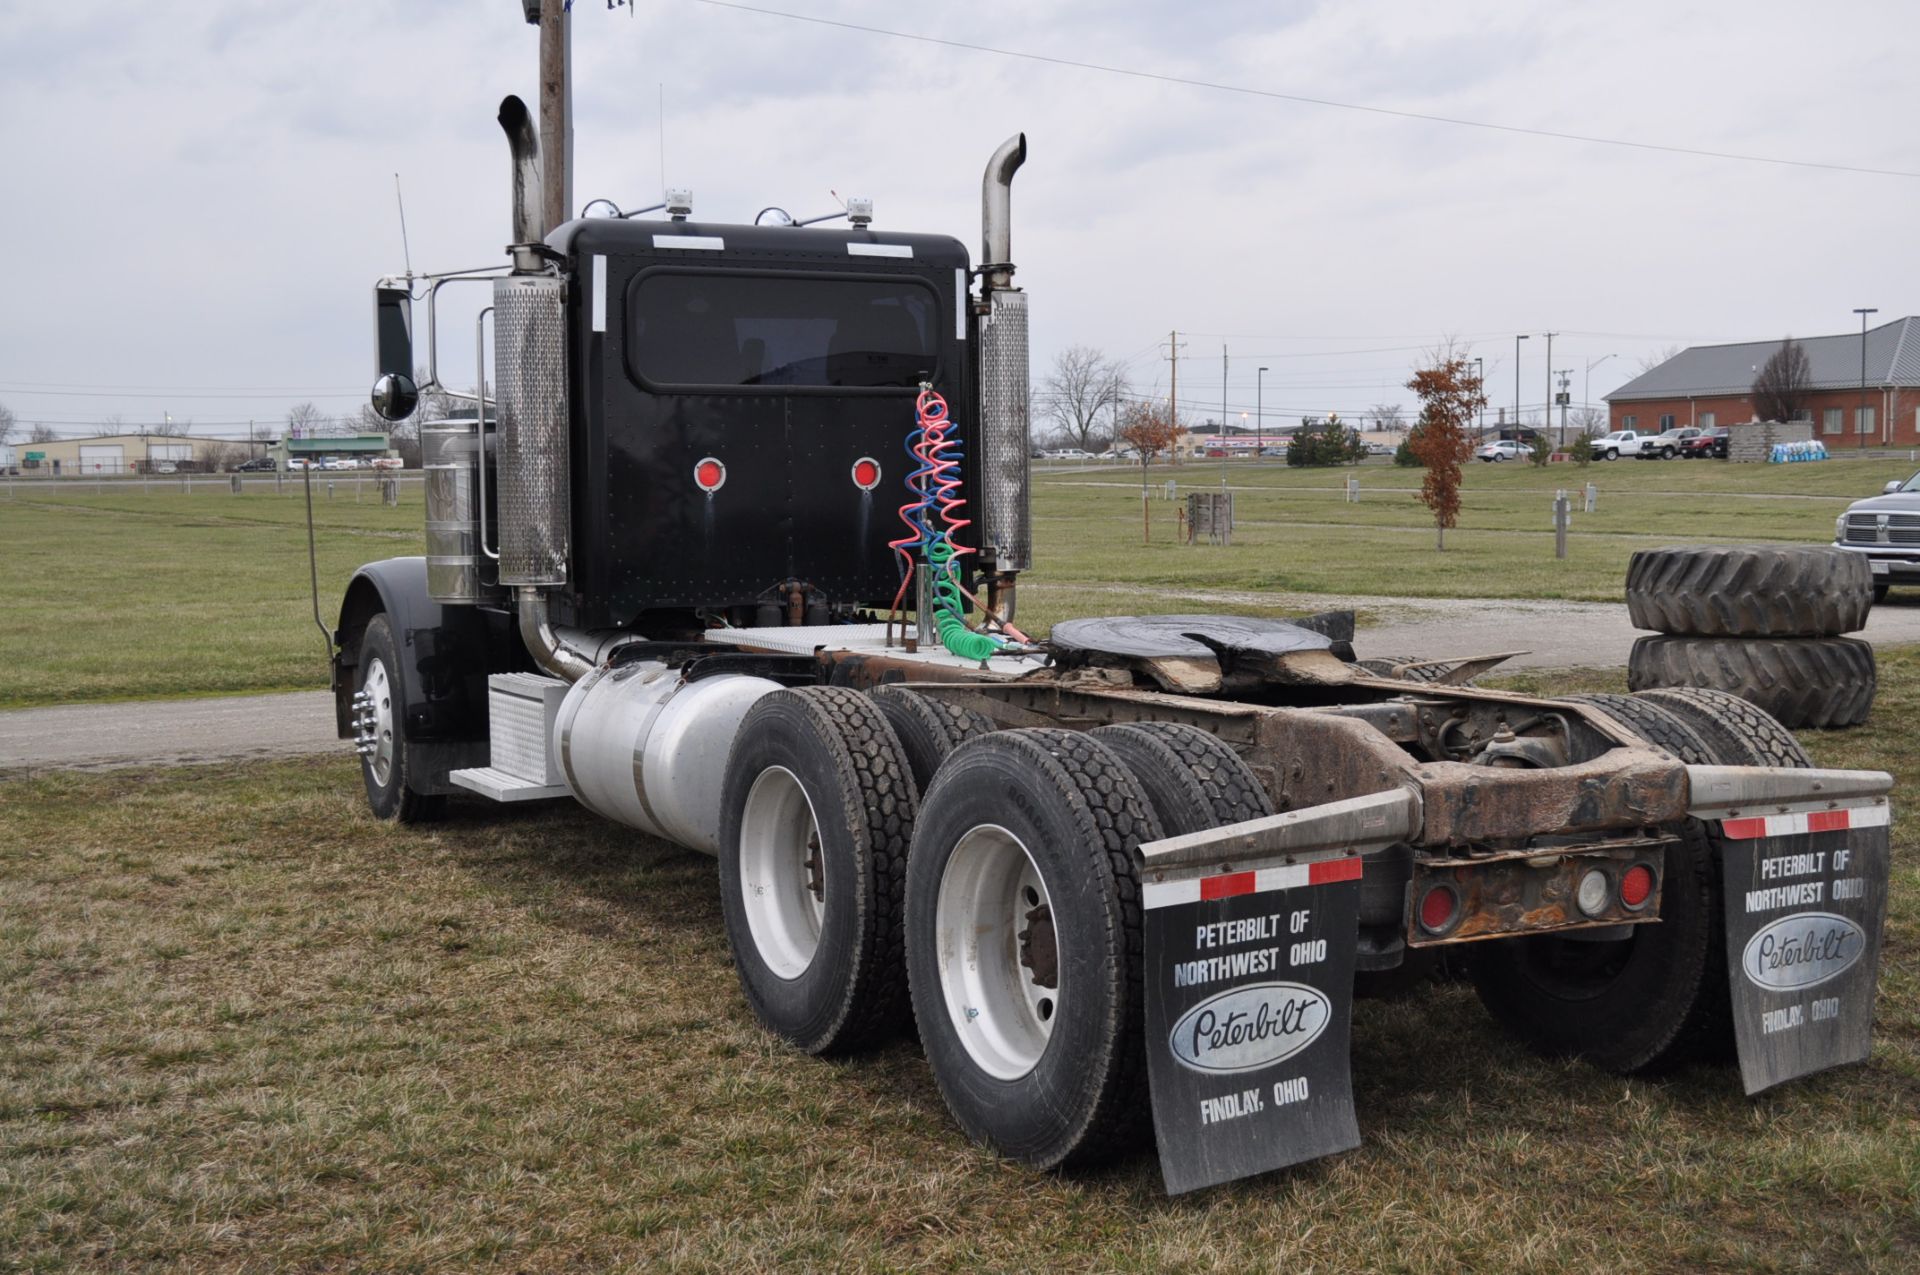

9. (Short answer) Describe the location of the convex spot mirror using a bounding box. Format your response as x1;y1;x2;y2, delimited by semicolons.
371;373;419;422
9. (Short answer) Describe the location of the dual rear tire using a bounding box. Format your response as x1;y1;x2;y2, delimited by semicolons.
716;695;1271;1169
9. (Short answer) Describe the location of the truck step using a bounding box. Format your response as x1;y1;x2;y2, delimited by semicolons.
448;766;570;802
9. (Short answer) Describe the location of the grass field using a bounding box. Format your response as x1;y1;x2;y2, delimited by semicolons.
2;655;1915;1272
1;453;1916;706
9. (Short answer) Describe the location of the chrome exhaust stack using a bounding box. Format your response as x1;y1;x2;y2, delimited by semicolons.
977;133;1032;584
495;91;592;681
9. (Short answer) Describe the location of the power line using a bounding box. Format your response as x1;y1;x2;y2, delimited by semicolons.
685;1;1920;180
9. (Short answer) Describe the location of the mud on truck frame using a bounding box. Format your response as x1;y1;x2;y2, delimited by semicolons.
333;12;1892;1195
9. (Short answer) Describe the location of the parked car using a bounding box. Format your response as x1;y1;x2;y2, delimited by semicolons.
1476;440;1528;463
1365;442;1393;456
285;458;313;470
153;462;178;475
1835;470;1920;601
1637;427;1700;459
369;456;404;470
233;456;278;472
1681;427;1730;459
1594;429;1653;460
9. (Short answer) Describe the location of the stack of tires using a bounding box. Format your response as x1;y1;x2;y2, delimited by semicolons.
1624;545;1876;728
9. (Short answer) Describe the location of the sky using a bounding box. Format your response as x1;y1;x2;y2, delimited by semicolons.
2;0;1916;442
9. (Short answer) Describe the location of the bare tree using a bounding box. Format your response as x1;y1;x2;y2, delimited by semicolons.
202;440;244;472
151;415;190;437
1366;403;1406;435
100;414;125;435
1571;406;1607;436
0;402;14;444
1751;337;1813;424
27;423;59;443
1637;345;1681;375
1037;346;1126;453
286;402;329;438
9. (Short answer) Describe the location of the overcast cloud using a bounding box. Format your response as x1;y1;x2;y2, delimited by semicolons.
2;1;1914;438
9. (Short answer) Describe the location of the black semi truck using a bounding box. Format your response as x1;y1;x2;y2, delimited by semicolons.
333;8;1893;1194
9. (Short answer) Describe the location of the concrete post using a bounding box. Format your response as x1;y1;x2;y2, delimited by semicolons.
1553;489;1571;560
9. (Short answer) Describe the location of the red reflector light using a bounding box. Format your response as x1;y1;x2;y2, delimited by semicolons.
1418;885;1457;933
694;458;726;492
851;457;881;490
1620;864;1655;909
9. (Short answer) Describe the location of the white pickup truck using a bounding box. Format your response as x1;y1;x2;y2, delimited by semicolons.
1595;429;1653;460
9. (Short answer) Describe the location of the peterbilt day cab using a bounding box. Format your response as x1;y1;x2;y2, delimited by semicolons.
331;8;1894;1194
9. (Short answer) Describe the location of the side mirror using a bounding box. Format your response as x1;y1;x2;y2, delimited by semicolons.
374;284;413;379
1885;481;1903;495
371;373;419;422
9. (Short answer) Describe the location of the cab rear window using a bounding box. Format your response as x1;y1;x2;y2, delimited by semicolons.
626;269;939;391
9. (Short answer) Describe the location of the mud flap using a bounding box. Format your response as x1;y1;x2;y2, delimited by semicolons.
1719;807;1891;1094
1141;854;1363;1194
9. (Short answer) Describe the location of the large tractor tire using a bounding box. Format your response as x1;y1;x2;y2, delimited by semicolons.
1089;721;1273;835
1627;635;1876;729
1469;689;1778;1074
868;685;995;797
352;613;446;823
1625;545;1873;637
717;687;917;1055
906;729;1161;1170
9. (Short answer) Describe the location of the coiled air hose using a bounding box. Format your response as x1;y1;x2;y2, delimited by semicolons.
889;388;1004;661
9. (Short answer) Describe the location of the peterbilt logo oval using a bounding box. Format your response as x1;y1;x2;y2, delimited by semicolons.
1169;982;1329;1074
1741;912;1865;991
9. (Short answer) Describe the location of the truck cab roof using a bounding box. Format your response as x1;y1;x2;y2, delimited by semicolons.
548;217;971;273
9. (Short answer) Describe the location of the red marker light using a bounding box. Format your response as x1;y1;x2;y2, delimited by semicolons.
1417;884;1457;934
694;458;726;492
1620;864;1655;909
851;457;881;490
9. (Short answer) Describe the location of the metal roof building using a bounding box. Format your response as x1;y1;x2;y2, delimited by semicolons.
1605;317;1920;445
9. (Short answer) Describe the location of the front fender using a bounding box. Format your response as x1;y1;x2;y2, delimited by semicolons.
331;557;523;741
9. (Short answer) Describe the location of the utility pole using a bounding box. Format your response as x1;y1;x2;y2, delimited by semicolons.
1257;367;1268;456
1514;334;1529;438
1542;332;1557;443
1164;330;1186;465
1854;308;1878;450
1556;369;1572;445
1474;357;1485;438
535;0;574;235
1221;345;1228;487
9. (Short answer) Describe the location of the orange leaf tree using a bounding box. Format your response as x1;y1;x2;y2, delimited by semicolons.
1405;351;1487;550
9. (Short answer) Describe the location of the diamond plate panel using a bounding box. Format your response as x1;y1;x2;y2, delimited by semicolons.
493;275;570;586
979;288;1032;572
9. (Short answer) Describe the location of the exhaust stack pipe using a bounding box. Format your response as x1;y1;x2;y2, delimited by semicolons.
976;133;1032;580
497;95;545;250
981;133;1026;293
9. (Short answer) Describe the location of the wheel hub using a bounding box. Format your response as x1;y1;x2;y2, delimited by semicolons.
935;824;1059;1080
352;659;396;786
738;765;827;980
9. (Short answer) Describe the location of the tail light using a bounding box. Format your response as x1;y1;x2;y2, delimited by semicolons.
1417;884;1458;934
1619;864;1656;910
694;458;726;493
851;457;881;491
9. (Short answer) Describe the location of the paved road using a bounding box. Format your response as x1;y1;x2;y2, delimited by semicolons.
6;598;1920;772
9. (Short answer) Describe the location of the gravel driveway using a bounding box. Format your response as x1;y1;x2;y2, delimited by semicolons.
6;597;1918;772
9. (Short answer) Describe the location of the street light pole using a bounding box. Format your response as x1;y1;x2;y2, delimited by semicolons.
1585;353;1617;429
1474;357;1485;437
1854;307;1878;450
1542;332;1557;445
1256;367;1268;456
1513;335;1529;435
1556;370;1572;446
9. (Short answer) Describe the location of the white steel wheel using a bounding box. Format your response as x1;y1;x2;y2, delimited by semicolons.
737;765;827;980
935;823;1058;1080
360;658;396;786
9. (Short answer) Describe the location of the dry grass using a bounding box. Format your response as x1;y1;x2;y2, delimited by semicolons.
4;655;1918;1271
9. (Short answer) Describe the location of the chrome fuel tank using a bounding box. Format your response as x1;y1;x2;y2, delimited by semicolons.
553;661;780;855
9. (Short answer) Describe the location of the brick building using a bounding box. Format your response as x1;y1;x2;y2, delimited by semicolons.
1606;316;1920;446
